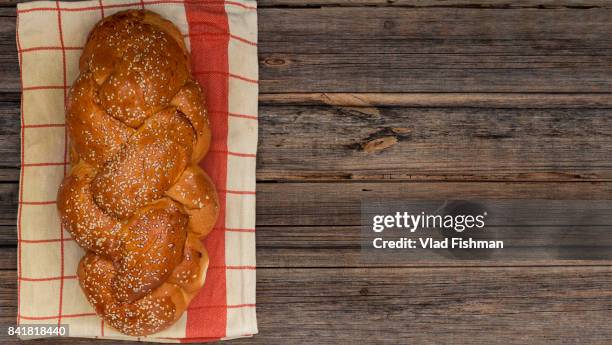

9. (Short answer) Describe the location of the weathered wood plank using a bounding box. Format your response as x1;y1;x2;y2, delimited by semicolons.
260;93;612;108
3;99;612;182
209;266;612;344
254;182;612;226
4;181;612;269
2;267;612;344
0;183;18;228
0;99;20;173
257;7;612;93
0;11;18;94
2;7;611;92
257;105;612;181
253;183;612;266
0;170;18;182
0;247;15;271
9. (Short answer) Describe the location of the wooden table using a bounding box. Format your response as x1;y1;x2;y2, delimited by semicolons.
1;0;612;343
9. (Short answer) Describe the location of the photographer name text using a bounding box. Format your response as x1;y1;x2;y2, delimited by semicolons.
370;211;504;250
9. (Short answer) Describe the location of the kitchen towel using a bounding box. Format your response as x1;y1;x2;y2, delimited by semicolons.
16;0;258;342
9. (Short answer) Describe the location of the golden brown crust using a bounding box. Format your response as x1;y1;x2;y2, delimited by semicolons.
90;107;195;219
57;9;219;336
66;72;135;168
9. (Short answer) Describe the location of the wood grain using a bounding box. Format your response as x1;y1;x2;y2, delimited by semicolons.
257;105;612;181
2;6;612;92
256;7;612;93
254;182;612;226
259;93;612;108
3;267;612;344
3;99;612;182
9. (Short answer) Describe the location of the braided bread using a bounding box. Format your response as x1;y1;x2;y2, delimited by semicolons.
57;10;219;336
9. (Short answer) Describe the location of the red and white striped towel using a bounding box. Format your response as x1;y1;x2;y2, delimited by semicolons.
16;0;258;342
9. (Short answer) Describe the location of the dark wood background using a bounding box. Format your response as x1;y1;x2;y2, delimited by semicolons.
1;0;612;343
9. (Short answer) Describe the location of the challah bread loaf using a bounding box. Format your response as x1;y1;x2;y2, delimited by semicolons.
57;10;219;336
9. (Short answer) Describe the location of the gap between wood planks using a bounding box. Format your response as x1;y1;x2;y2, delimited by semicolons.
254;0;610;9
259;92;612;108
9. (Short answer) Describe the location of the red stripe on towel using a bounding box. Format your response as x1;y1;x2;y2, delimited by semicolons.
185;0;230;340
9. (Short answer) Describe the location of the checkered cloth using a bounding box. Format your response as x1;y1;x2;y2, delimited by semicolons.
16;0;258;342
